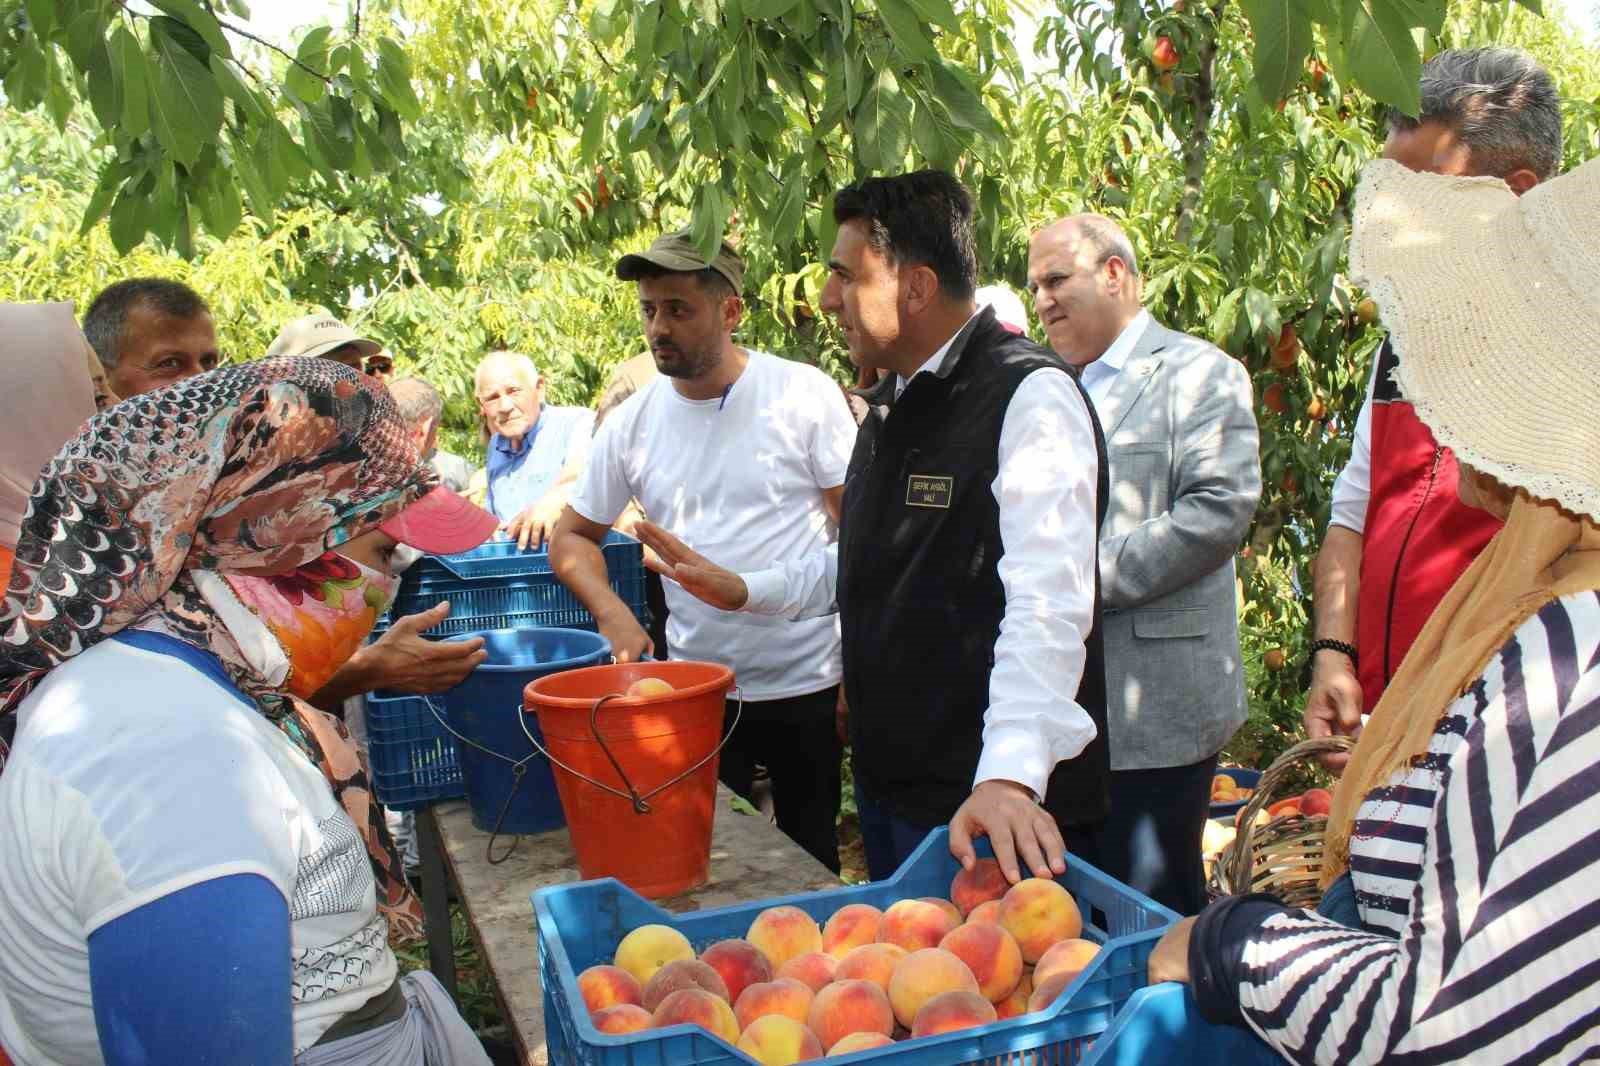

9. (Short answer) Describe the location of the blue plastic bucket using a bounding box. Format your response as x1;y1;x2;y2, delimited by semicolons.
442;627;610;837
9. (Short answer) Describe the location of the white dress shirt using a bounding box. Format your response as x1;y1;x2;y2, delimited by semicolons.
1077;308;1152;410
740;317;1100;802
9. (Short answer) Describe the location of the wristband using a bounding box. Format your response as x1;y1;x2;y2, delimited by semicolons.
1309;638;1358;669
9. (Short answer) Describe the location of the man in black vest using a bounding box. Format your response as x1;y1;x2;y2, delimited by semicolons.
638;171;1109;885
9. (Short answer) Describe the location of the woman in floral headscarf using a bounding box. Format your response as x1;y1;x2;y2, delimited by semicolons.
0;358;498;1065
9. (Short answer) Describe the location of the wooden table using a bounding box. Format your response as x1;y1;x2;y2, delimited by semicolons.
429;786;841;1064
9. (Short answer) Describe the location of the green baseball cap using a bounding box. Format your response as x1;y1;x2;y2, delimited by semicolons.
615;229;745;294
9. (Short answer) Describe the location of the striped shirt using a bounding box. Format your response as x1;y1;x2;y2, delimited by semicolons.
1200;590;1600;1064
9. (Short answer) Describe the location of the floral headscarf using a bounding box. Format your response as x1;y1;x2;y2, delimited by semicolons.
1;357;431;935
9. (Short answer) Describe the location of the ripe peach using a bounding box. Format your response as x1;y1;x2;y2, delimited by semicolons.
835;943;906;995
878;898;960;953
626;677;675;698
590;1002;652;1034
641;958;730;1011
735;1014;824;1064
822;903;883;959
910;988;997;1037
886;947;979;1029
921;897;963;926
748;906;824;970
965;900;1003;925
777;951;839;992
613;924;695;985
1301;788;1333;816
939;921;1023;1003
651;987;739;1043
1031;938;1099;993
808;978;895;1051
994;980;1030;1020
1027;970;1080;1014
828;1031;896;1055
699;938;773;1005
577;964;643;1013
998;879;1082;964
950;858;1009;916
734;977;815;1031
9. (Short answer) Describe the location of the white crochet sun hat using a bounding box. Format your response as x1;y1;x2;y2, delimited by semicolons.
1349;156;1600;521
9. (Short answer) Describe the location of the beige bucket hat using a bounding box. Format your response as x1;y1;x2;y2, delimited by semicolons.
1349;156;1600;521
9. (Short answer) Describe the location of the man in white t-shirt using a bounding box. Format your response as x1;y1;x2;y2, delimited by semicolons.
550;231;856;873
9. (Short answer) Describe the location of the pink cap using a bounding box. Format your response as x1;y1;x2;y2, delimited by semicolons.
379;485;498;555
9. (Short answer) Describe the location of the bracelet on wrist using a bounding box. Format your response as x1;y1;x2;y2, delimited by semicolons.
1309;638;1358;669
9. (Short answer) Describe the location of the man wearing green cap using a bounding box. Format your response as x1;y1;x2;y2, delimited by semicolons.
550;230;859;872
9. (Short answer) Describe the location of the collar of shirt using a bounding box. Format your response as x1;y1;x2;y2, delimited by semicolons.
1078;308;1152;392
895;309;985;400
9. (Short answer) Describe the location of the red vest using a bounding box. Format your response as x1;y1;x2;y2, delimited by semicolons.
1357;341;1502;712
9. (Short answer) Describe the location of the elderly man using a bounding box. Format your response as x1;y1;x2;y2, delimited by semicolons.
1027;213;1260;914
1305;48;1562;770
475;351;594;550
389;377;477;494
633;174;1112;884
550;231;857;872
265;313;382;371
81;278;220;398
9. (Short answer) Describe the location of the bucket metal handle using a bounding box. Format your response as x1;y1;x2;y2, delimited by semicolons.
518;687;743;815
422;696;539;865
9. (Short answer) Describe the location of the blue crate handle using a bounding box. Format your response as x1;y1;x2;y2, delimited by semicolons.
518;686;743;815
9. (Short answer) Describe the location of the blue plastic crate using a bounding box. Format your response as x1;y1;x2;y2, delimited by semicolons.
533;828;1179;1066
1078;984;1282;1066
1209;768;1263;821
365;691;463;811
380;532;648;638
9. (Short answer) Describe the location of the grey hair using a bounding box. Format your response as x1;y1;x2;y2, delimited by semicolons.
1389;47;1562;180
1069;214;1140;277
389;377;443;430
473;350;541;393
82;277;210;368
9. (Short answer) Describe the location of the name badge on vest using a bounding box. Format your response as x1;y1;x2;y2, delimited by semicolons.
905;474;953;509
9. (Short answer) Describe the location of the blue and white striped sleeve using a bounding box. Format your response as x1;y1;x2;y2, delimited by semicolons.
1192;591;1600;1064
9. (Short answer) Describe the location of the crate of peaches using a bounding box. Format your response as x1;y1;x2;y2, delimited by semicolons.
533;828;1178;1065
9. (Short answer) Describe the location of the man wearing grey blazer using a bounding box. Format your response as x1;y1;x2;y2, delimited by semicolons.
1028;215;1262;914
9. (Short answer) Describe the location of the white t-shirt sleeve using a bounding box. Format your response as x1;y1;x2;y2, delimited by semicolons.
806;374;856;490
1329;360;1378;534
564;408;596;472
569;408;634;527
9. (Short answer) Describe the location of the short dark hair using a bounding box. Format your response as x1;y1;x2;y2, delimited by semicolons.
832;170;978;301
82;278;210;368
1388;47;1562;180
628;263;735;302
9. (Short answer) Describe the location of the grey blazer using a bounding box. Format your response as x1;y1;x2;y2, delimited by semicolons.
1090;318;1262;771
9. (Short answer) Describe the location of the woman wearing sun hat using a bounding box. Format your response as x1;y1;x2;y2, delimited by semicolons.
1145;155;1600;1062
0;359;500;1064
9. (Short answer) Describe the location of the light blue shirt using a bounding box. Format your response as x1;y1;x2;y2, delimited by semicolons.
1078;308;1152;410
485;404;594;521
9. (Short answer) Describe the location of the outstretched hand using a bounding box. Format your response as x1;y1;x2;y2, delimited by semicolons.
634;520;749;611
949;779;1068;884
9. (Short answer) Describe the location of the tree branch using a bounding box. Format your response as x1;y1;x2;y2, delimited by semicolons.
112;0;335;85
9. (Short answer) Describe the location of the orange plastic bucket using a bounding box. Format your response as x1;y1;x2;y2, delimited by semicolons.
523;660;736;898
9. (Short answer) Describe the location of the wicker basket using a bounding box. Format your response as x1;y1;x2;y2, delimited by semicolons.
1206;736;1354;909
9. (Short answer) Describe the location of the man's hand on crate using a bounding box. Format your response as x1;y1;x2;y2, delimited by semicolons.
1147;917;1195;985
310;603;487;708
949;779;1069;885
503;490;568;551
598;609;654;664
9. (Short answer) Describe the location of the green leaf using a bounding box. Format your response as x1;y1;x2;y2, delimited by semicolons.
743;0;801;17
108;185;149;254
64;9;105;69
1388;0;1447;33
86;39;122;131
149;22;223;167
1243;286;1281;344
109;26;150;139
877;1;938;62
1510;0;1543;11
771;167;807;247
285;25;331;103
234;132;274;224
149;0;231;58
579;87;609;164
4;36;46;110
24;0;57;38
856;68;910;171
1341;0;1421;116
633;1;659;68
357;113;396;173
902;0;960;33
1239;0;1313;106
376;37;422;121
42;46;73;129
196;163;243;240
209;54;266;123
844;46;866;109
79;166;125;236
928;61;1002;140
150;15;211;64
689;182;726;261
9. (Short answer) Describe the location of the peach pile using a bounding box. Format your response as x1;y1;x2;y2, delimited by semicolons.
575;872;1101;1061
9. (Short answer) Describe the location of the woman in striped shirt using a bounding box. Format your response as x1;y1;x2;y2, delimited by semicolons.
1148;157;1600;1062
